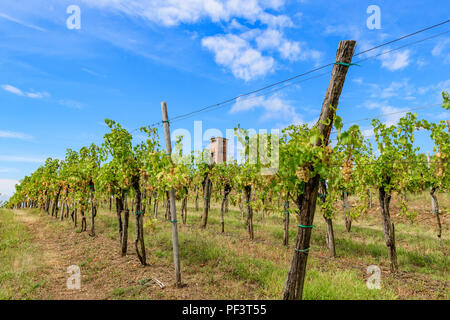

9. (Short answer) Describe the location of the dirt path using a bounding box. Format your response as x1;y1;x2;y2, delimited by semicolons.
12;210;208;300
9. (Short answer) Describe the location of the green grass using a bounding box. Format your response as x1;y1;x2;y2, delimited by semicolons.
0;209;45;299
109;286;148;299
93;207;399;299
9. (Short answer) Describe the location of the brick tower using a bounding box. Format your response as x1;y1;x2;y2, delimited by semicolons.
210;137;227;164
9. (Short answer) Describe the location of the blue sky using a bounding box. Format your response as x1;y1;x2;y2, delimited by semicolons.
1;0;449;200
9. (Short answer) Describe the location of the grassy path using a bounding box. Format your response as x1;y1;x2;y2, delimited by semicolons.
0;209;216;299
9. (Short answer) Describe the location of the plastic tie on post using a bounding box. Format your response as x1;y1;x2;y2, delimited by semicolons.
135;211;144;216
170;220;177;223
298;224;315;228
294;248;310;253
334;62;361;67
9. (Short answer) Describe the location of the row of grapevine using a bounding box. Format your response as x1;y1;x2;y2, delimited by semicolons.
7;78;449;298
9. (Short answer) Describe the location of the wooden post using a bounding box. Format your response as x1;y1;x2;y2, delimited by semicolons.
427;152;436;213
282;40;356;300
427;152;442;245
161;101;182;287
446;120;450;133
343;190;351;232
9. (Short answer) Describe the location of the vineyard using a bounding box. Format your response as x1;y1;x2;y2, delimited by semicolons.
2;90;449;300
1;38;449;301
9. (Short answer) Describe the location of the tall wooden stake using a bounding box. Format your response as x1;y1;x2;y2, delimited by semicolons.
161;101;182;287
282;40;356;300
427;152;436;213
446;120;450;133
427;152;442;245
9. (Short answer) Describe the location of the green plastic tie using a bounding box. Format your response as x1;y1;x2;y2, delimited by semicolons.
298;224;315;228
170;220;177;223
284;202;289;206
162;120;169;123
135;211;144;216
334;62;361;67
204;197;209;200
319;194;328;197
166;153;172;156
434;209;439;214
294;248;310;253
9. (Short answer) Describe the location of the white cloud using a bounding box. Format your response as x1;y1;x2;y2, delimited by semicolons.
80;0;291;27
379;80;410;99
256;29;283;50
0;168;18;173
380;106;410;127
359;100;411;127
0;178;19;199
26;91;48;99
203;27;322;80
418;79;450;95
431;38;450;63
353;77;363;84
0;12;45;32
367;79;415;100
279;40;301;61
255;28;322;62
1;84;48;99
259;12;293;28
0;156;45;163
202;33;274;81
417;78;450;103
0;130;33;140
78;1;321;81
379;50;410;71
416;58;427;68
81;68;103;77
58;99;84;109
360;100;387;110
362;128;374;138
1;84;23;96
228;19;246;30
230;93;303;124
435;111;450;119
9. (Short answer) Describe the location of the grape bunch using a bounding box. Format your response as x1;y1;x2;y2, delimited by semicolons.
296;165;311;182
341;160;353;182
435;152;445;178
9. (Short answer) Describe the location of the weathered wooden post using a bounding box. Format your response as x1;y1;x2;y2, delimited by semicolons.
427;152;442;246
161;101;182;287
427;152;436;213
282;40;356;300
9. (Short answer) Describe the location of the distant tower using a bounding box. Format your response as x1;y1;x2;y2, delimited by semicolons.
210;137;227;164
